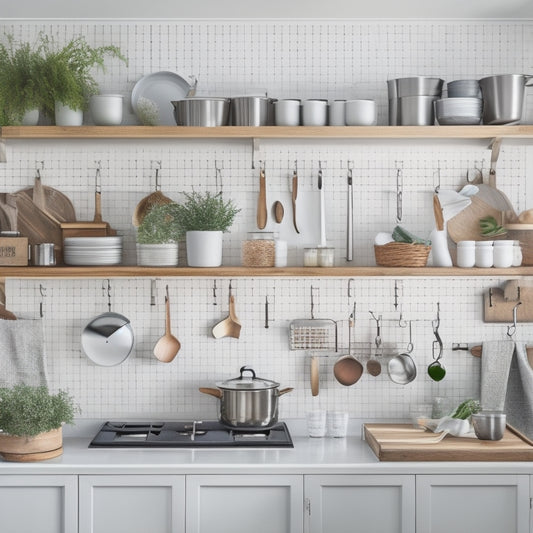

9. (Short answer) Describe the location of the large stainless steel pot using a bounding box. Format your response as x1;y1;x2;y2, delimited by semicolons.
199;366;293;429
479;74;533;125
230;96;277;126
172;97;230;126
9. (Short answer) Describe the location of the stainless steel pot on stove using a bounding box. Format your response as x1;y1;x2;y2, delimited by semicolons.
199;366;293;429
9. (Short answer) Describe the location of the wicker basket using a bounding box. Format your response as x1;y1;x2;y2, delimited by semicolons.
374;242;431;267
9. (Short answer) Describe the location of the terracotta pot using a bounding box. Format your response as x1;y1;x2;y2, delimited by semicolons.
0;427;63;462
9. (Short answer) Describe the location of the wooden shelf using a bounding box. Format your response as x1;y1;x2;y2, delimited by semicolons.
2;125;533;140
0;265;532;279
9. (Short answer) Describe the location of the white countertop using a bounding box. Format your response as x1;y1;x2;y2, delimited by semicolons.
1;419;532;475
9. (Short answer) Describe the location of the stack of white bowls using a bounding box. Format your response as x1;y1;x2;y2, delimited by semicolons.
63;236;123;266
435;80;483;125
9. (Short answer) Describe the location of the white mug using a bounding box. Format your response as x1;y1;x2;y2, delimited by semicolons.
345;99;376;126
329;100;346;125
275;99;301;126
302;99;328;126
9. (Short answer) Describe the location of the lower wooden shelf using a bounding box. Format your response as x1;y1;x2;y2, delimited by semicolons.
0;265;532;278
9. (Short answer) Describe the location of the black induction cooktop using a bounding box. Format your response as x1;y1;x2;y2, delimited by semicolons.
89;420;294;448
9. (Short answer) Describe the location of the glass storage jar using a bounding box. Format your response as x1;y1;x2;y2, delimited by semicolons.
493;240;514;268
475;241;493;268
456;240;475;268
242;232;275;267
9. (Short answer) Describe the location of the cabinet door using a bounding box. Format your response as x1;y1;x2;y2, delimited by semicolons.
186;474;304;533
417;474;530;533
79;475;185;533
0;474;78;533
305;474;415;533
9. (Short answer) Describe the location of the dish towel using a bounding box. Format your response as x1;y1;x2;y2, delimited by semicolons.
480;340;515;411
0;318;48;387
505;343;533;445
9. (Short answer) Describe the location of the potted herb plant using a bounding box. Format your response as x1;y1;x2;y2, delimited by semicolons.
136;203;181;266
0;384;78;462
0;35;46;125
38;34;127;125
174;191;240;267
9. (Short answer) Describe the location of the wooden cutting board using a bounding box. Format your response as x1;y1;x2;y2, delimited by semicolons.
364;423;533;462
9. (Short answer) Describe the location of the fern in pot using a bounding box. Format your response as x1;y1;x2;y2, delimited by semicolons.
136;203;181;266
174;191;240;267
0;384;78;462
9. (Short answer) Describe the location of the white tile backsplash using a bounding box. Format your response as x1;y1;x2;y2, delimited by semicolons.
1;18;533;420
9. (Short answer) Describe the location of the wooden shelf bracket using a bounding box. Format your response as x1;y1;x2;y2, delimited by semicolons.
484;280;533;323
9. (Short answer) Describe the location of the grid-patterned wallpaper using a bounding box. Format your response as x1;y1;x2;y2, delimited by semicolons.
1;19;533;420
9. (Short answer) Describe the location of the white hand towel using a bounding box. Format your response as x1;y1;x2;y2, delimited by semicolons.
480;340;515;411
505;343;533;445
0;318;48;387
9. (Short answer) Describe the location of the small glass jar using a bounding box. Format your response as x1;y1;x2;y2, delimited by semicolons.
493;240;514;268
304;248;318;267
241;232;275;267
475;241;493;268
274;238;288;267
318;247;335;267
456;240;475;268
512;240;523;267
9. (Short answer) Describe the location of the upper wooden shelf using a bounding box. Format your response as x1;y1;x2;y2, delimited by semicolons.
0;265;532;278
2;125;533;140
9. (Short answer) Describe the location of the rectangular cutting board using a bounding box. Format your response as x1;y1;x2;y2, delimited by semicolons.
364;423;533;462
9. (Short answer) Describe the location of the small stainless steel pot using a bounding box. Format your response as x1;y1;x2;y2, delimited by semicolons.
172;97;230;126
230;96;277;126
199;366;293;429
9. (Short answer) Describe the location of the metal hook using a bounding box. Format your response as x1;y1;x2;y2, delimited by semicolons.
151;161;162;191
35;160;44;179
396;167;403;223
347;278;355;298
229;280;233;298
310;286;319;319
434;166;441;193
394;280;402;311
215;164;223;195
212;280;218;306
432;303;443;360
39;283;46;318
293;160;298;174
94;161;102;193
102;279;111;311
507;301;522;338
369;311;382;349
150;279;157;306
165;284;169;301
398;306;408;328
259;160;266;172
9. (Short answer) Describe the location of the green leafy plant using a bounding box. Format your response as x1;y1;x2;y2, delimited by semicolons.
451;399;481;420
173;191;240;237
38;34;127;117
136;203;182;244
0;384;78;437
480;215;507;237
0;35;46;125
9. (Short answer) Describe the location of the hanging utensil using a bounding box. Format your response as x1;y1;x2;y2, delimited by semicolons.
367;312;382;377
273;200;284;223
334;302;363;386
153;285;181;363
291;164;300;233
318;164;327;247
257;162;267;229
388;320;417;384
310;356;319;396
346;166;353;261
428;303;446;381
429;194;452;267
212;284;242;339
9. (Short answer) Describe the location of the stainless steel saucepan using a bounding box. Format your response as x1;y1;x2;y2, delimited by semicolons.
199;366;293;429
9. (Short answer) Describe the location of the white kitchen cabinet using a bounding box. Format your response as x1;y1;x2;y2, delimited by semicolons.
305;474;415;533
186;474;304;533
79;474;185;533
417;474;530;533
0;474;78;533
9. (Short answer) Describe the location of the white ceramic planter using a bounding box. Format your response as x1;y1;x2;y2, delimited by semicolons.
186;231;223;267
90;94;124;126
21;109;39;126
136;243;179;267
55;102;83;126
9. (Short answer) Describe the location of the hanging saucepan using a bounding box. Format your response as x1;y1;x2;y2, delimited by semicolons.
199;366;293;429
81;312;134;367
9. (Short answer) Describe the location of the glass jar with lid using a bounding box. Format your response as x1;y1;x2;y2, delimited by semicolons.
242;232;276;267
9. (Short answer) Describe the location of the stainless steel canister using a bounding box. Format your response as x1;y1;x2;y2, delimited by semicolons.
30;243;56;266
172;97;230;126
230;96;277;126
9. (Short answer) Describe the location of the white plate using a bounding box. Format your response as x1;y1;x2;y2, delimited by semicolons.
131;71;191;126
64;237;122;246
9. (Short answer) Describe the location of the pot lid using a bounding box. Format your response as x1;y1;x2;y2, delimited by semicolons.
216;366;280;390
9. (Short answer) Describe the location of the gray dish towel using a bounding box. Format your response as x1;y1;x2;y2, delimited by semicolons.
0;318;48;387
480;340;515;411
505;343;533;445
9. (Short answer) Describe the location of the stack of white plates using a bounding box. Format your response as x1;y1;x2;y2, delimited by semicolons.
435;97;482;125
64;237;123;266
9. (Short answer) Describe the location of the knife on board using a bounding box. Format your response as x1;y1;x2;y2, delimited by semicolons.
257;165;267;229
292;168;300;233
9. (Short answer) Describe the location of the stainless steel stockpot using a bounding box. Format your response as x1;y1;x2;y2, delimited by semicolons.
230;96;277;126
199;366;293;429
172;97;230;126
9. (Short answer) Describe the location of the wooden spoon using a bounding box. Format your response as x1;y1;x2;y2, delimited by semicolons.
212;294;242;339
310;356;319;396
153;288;181;363
273;201;284;223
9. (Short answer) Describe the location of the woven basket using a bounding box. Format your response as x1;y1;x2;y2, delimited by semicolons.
374;242;431;267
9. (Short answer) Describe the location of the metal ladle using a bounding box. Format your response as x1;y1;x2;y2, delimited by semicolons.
388;320;417;385
428;305;446;381
367;312;382;377
333;302;363;386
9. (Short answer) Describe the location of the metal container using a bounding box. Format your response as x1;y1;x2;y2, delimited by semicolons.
199;366;293;429
30;243;56;266
172;97;230;126
472;411;506;441
230;96;276;126
388;77;444;98
398;95;439;125
479;74;533;125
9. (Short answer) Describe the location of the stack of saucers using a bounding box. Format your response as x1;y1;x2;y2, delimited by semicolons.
435;97;483;125
63;236;122;266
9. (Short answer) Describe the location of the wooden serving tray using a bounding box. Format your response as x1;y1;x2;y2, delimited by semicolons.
364;423;533;462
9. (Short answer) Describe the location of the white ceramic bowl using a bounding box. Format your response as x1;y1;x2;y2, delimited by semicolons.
345;99;376;126
90;94;124;126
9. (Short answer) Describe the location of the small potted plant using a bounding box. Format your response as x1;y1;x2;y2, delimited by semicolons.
0;35;46;125
136;203;181;266
0;384;78;462
174;191;240;267
38;34;127;125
